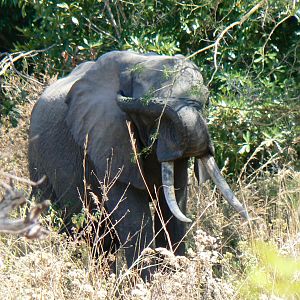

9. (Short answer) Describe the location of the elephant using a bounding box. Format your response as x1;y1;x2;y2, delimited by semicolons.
28;50;249;279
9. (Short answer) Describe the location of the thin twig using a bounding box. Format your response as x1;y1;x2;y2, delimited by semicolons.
0;180;50;239
0;45;55;76
0;171;46;187
257;14;293;77
105;0;121;39
209;0;267;84
187;0;267;84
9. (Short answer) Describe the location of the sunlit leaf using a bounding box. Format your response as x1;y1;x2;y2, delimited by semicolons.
71;16;79;26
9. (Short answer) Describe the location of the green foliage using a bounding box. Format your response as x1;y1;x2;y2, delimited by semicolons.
0;75;30;127
208;70;299;175
0;98;22;127
194;1;300;175
239;241;300;299
0;0;33;51
0;0;299;172
71;209;88;231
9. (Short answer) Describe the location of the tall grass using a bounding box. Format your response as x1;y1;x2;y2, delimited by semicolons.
0;165;298;299
0;75;299;299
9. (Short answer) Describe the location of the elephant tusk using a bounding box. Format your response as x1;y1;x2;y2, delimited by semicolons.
161;162;192;223
196;158;210;184
201;155;250;220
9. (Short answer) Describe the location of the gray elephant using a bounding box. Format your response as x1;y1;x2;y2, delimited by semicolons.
28;50;249;279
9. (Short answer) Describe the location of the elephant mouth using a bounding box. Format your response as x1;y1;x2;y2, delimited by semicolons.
161;156;250;223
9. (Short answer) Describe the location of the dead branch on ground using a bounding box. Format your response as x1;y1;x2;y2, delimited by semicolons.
0;180;50;239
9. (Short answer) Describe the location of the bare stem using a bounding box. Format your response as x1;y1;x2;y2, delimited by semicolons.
0;180;50;239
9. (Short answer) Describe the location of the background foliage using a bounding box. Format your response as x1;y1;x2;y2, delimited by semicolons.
0;0;299;175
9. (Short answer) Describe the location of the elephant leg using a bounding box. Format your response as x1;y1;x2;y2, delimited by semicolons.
88;217;119;275
154;158;188;256
105;181;154;281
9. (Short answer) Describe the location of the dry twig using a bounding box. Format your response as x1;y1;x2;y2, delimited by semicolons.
0;180;50;239
0;46;54;77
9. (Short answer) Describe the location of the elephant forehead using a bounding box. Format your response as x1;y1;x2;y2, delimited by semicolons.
132;58;207;101
168;66;207;100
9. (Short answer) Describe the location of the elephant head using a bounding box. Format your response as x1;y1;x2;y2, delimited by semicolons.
64;51;249;222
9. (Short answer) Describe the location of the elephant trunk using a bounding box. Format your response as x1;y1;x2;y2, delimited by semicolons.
200;156;250;220
161;161;192;223
117;95;249;221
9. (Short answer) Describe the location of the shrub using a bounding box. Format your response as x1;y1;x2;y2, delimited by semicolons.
1;0;299;171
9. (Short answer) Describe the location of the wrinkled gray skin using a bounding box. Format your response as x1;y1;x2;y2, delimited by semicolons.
29;51;248;280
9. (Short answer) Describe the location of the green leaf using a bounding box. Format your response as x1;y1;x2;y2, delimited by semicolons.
71;16;79;26
57;3;69;9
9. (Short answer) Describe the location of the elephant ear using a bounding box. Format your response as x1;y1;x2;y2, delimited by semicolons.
65;56;144;190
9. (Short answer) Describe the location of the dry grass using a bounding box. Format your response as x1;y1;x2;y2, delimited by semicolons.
0;74;44;188
0;100;33;179
0;74;299;299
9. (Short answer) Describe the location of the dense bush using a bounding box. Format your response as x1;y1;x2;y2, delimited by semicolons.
0;0;299;173
0;0;33;52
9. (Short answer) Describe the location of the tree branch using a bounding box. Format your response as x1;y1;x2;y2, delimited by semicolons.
0;180;50;239
0;45;54;77
105;0;121;40
187;0;267;83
